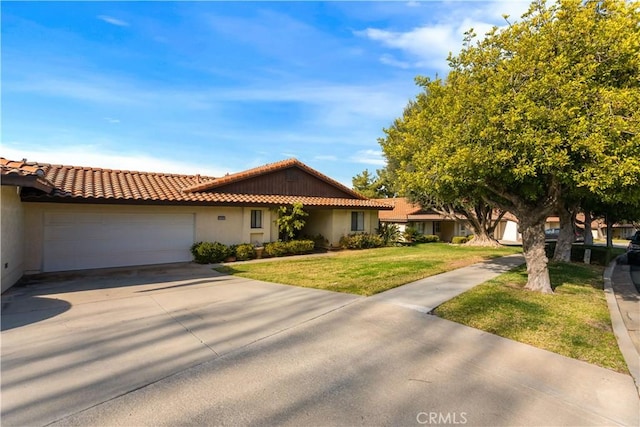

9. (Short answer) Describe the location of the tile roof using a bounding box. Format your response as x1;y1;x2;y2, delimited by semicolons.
183;158;367;200
373;198;425;222
7;157;391;209
1;158;54;192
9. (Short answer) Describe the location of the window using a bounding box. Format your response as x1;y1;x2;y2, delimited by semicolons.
351;211;365;231
433;221;441;233
251;210;262;229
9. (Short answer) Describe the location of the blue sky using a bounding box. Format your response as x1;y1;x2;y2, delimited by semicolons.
2;1;530;186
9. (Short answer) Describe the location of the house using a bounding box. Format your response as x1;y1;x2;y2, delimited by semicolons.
375;198;470;242
1;157;391;292
377;197;522;242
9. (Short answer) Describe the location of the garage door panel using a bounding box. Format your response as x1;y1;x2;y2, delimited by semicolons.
43;212;195;272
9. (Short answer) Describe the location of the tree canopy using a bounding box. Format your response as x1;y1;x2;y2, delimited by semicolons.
381;0;640;293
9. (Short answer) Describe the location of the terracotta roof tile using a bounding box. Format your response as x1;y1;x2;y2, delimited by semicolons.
10;158;391;209
373;198;424;222
1;157;55;192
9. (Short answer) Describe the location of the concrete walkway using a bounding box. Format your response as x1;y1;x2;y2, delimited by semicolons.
370;254;525;313
2;257;639;426
607;257;640;393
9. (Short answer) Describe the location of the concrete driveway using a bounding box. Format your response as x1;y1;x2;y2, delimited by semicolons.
2;261;638;426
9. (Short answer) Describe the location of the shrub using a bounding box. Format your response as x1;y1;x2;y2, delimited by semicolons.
285;239;315;255
377;223;401;245
235;243;256;261
451;236;469;244
403;226;420;243
422;234;440;243
190;241;233;264
339;233;385;249
303;233;329;249
265;241;288;257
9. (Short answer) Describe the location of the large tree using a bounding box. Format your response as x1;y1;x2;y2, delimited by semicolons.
382;0;640;293
382;97;506;246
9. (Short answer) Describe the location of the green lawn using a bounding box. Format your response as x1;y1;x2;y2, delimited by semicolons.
215;243;521;296
435;262;627;373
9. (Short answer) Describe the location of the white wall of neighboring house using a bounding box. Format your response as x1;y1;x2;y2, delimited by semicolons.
501;220;521;242
1;186;25;292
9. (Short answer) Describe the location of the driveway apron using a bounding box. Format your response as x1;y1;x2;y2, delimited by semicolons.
0;265;361;426
2;260;638;426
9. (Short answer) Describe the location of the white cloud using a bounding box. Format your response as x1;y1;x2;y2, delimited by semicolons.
104;117;120;124
357;25;458;70
2;145;225;177
357;1;531;71
351;149;386;166
97;15;130;27
315;155;338;161
379;54;411;69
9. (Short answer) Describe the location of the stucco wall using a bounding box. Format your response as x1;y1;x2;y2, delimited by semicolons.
303;210;334;244
20;202;382;273
22;203;277;274
1;186;25;292
327;210;378;246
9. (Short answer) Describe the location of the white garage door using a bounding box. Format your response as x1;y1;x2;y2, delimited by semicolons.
43;212;195;272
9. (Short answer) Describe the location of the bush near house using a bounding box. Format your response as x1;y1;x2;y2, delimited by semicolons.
235;243;257;261
265;240;316;257
191;241;233;264
377;223;401;245
451;236;469;244
303;233;329;250
403;226;421;243
403;226;440;244
339;233;385;249
264;241;288;257
285;239;315;254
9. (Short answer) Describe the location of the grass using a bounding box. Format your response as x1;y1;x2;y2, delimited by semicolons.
215;243;521;296
435;262;628;373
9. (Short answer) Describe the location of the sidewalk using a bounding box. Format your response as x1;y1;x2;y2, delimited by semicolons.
369;254;525;313
607;258;640;393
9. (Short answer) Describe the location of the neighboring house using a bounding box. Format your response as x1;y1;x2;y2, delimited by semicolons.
545;214;637;240
377;198;523;242
1;157;391;292
375;198;470;243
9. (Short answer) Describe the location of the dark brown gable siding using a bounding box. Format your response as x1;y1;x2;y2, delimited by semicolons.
209;166;356;198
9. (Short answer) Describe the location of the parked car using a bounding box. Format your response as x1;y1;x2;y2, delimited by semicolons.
627;231;640;265
544;227;584;242
545;228;560;240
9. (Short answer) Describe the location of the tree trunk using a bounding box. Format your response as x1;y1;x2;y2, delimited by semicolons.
521;221;554;294
583;211;593;264
606;215;614;248
583;211;593;245
553;205;576;262
466;228;502;247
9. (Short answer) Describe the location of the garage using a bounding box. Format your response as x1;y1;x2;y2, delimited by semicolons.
43;212;195;272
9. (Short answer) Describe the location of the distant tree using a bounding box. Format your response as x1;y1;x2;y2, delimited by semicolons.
352;168;396;198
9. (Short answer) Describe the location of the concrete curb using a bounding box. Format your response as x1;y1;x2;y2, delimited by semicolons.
604;258;640;396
